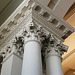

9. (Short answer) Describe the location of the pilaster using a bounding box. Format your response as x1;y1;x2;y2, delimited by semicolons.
0;36;24;75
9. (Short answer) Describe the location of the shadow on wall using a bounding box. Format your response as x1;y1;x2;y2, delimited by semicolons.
0;0;23;26
0;55;3;74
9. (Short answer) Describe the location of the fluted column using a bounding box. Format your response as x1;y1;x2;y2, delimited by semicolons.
42;34;68;75
22;23;43;75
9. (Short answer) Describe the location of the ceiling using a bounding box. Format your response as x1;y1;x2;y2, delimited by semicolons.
63;13;75;56
66;13;75;28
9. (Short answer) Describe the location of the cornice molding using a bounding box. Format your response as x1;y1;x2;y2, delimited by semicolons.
0;0;74;50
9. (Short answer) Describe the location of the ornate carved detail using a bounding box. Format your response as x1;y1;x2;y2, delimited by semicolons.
56;40;68;56
13;36;24;57
28;0;35;8
8;21;17;27
0;34;4;40
41;33;68;74
41;33;55;55
33;4;73;39
41;33;53;74
22;22;44;44
0;35;24;61
2;28;10;34
0;0;74;50
0;45;12;59
41;33;68;58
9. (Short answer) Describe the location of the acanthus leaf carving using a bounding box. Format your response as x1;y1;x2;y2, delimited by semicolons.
41;33;68;60
12;36;24;57
0;45;12;60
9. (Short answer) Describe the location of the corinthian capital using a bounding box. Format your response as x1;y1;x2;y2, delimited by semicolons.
56;40;68;56
41;33;69;59
12;36;24;57
22;21;44;44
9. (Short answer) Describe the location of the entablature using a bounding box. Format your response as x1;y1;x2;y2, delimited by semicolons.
0;0;74;49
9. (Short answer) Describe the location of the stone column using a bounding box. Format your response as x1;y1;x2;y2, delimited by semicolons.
42;34;68;75
46;50;63;75
22;23;43;75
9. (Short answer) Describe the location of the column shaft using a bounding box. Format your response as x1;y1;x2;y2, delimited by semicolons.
46;55;63;75
43;35;68;75
22;41;42;75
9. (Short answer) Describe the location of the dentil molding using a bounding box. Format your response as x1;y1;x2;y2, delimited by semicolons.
0;0;74;63
0;0;74;50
